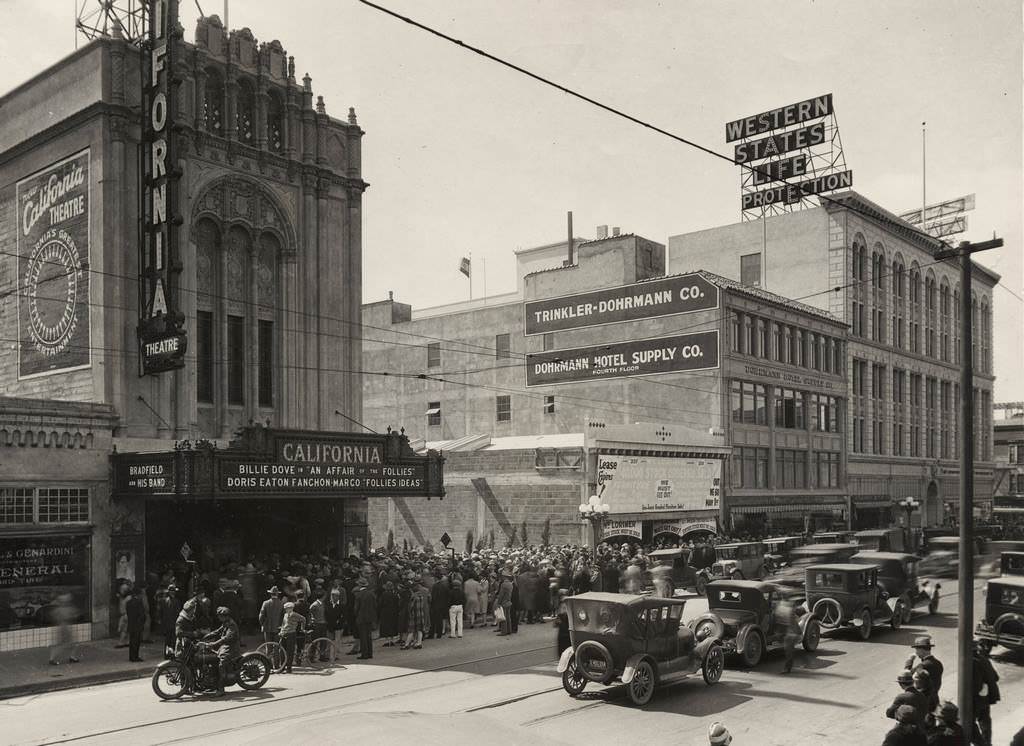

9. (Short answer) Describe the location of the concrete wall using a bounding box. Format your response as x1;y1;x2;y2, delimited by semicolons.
367;449;585;551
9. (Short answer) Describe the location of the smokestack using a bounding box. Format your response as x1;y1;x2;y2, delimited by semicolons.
567;211;574;265
612;226;621;237
596;225;608;240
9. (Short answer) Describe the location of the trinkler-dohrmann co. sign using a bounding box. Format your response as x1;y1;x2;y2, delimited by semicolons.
524;274;719;336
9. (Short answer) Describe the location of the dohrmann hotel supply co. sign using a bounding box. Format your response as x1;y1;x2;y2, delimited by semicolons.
524;274;719;336
526;330;719;387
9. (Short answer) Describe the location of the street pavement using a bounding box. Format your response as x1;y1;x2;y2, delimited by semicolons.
3;579;1022;746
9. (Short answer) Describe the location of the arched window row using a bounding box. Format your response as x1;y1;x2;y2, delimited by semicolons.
201;69;289;155
193;218;281;414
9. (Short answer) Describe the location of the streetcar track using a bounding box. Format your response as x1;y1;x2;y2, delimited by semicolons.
35;644;555;746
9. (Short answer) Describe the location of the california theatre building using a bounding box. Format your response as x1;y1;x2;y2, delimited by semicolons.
363;230;849;548
0;11;393;650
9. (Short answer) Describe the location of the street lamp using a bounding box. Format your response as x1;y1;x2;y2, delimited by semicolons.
579;494;611;547
896;496;921;551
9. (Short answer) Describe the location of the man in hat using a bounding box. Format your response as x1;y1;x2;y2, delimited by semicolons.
326;588;346;661
928;701;966;745
126;586;146;662
259;587;285;644
708;722;732;745
160;584;181;658
353;578;378;660
277;601;305;673
202;606;240;696
972;640;1000;746
882;705;928;746
495;570;514;636
887;669;928;725
905;636;944;709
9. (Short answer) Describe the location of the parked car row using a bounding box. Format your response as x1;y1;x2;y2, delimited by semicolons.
975;550;1024;655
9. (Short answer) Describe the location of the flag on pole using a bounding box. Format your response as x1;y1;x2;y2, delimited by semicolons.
459;256;471;277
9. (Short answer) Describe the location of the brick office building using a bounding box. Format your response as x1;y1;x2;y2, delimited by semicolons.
994;402;1024;522
0;15;366;649
363;231;849;549
669;191;998;529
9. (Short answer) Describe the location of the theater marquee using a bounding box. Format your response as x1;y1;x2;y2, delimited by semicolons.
526;330;719;386
524;274;719;335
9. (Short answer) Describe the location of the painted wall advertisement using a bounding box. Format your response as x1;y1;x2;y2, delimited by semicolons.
17;150;91;379
526;330;719;387
0;536;90;630
598;454;722;515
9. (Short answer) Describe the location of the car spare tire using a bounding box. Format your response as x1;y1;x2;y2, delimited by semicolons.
574;640;615;683
812;598;843;628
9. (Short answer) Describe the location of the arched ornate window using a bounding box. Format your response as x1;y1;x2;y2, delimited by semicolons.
953;286;961;364
195;219;220;405
236;79;256;145
980;299;990;373
871;244;886;343
257;232;280;408
939;279;950;362
267;92;284;153
204;69;224;134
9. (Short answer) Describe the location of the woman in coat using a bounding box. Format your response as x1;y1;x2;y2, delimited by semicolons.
401;582;429;649
463;573;481;629
396;582;411;639
377;581;400;646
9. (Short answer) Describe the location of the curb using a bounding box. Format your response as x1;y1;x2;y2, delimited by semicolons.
0;666;154;701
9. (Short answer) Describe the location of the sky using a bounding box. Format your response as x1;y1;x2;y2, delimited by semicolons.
3;0;1023;399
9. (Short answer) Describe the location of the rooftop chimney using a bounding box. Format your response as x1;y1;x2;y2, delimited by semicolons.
612;226;621;237
596;225;609;240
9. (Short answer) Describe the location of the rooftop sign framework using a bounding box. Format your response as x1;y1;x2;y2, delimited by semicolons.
727;93;852;221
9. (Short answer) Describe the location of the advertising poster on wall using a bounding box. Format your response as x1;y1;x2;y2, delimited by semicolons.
601;519;643;541
597;454;722;515
0;536;90;630
17;149;91;379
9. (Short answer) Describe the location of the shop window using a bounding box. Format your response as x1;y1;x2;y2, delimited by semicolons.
0;488;33;523
227;315;246;405
496;395;511;422
731;447;768;489
37;488;89;523
731;381;767;425
775;450;807;489
740;252;761;286
544;395;555;415
258;320;274;408
426;342;441;368
495;333;511;359
427;402;441;427
774;388;805;429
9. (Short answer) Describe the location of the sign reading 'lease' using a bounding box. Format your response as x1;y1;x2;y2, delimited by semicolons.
524;274;719;336
526;330;719;386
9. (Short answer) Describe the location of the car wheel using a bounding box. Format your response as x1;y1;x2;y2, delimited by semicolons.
695;575;708;596
561;656;587;697
627;660;656;706
574;640;614;684
812;598;842;628
858;609;873;641
890;603;903;631
741;630;764;667
702;644;724;685
802;620;821;652
928;592;939;615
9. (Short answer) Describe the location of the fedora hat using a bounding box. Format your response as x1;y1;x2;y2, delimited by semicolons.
266;585;281;595
912;635;934;649
937;701;959;721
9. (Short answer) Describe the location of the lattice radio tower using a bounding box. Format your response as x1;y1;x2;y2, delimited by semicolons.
75;0;149;46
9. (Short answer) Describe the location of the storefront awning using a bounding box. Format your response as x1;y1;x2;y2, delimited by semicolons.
731;503;845;516
851;496;895;507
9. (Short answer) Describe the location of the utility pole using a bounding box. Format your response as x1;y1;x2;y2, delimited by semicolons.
933;236;1001;734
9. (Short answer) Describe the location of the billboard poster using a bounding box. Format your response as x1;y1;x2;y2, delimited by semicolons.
601;519;642;541
526;330;719;387
524;274;719;335
597;454;722;515
16;150;91;379
0;535;90;630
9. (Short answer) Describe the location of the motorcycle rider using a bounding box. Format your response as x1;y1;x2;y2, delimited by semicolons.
202;606;240;697
174;597;202;659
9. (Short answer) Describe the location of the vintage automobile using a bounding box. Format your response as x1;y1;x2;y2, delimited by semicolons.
557;592;725;706
854;528;907;553
975;575;1024;653
916;549;958;579
645;548;701;596
695;542;766;590
767;542;859;588
1000;551;1024;576
804;563;903;639
763;536;806;574
849;552;940;623
812;531;855;544
688;580;821;667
